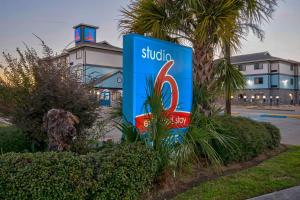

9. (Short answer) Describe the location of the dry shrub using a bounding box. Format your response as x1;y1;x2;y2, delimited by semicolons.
0;42;98;150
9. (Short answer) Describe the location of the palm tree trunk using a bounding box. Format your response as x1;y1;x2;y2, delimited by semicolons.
225;89;231;115
224;42;231;115
193;42;214;117
193;42;214;87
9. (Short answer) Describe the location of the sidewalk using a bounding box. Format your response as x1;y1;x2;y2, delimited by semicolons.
248;185;300;200
245;105;299;112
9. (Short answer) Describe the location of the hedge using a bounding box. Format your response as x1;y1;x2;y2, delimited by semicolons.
0;126;32;153
0;144;159;200
260;122;281;149
213;116;281;164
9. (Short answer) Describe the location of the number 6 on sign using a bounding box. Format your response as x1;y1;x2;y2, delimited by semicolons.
154;60;179;113
135;60;191;132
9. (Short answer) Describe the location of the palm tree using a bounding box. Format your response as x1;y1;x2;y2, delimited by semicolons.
222;0;278;68
214;59;246;115
220;0;278;114
119;0;243;98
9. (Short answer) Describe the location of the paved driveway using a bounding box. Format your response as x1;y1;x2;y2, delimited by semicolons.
232;107;300;145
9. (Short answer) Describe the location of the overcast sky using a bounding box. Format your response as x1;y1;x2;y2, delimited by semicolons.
0;0;299;64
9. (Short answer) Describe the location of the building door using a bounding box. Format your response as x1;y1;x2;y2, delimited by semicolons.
100;91;111;107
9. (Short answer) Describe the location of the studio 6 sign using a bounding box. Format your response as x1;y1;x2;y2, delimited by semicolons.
123;34;193;134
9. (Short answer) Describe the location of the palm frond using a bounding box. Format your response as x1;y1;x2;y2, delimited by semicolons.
116;119;141;144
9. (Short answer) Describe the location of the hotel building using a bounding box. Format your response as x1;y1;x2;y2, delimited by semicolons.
231;52;300;105
55;24;123;107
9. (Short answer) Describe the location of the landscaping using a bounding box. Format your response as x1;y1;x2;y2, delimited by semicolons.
212;116;281;164
0;126;32;153
0;114;283;199
174;146;300;200
0;1;290;199
0;144;159;200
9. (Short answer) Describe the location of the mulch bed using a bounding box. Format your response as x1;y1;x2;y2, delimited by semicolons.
147;144;287;200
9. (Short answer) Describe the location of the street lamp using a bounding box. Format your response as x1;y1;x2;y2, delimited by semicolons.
289;93;294;105
276;96;280;106
263;96;266;104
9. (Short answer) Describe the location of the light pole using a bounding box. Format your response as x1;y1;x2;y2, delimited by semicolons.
276;96;280;106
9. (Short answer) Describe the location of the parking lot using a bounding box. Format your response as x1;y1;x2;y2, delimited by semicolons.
232;106;300;145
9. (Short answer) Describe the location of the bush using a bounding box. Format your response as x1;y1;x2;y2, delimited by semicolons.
0;44;98;149
212;116;281;164
0;126;32;153
260;122;281;149
0;144;159;200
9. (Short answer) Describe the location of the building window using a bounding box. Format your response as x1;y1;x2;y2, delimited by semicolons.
290;78;294;85
254;77;263;84
76;49;82;59
238;65;246;71
254;63;263;70
290;65;294;71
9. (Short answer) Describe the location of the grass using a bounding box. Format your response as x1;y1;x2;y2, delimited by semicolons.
174;146;300;200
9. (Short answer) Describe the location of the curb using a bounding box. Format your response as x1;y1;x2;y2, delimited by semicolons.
260;114;300;119
247;108;295;112
248;185;300;200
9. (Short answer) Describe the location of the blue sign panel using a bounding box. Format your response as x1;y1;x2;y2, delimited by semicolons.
75;27;81;43
84;27;96;43
123;34;193;132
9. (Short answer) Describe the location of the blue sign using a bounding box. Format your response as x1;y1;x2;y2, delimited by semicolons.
75;27;81;43
123;34;193;132
84;27;96;43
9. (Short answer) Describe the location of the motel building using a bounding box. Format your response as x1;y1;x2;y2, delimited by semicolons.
230;52;300;105
54;24;123;107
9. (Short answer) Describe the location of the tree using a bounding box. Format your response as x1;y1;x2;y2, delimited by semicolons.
220;0;278;114
214;59;245;115
119;0;243;115
0;43;98;150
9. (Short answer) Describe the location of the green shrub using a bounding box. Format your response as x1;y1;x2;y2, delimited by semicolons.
0;126;32;153
212;116;281;164
260;122;281;149
0;144;159;200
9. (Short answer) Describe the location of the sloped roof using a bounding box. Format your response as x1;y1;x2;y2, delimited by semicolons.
90;70;122;86
231;52;300;64
67;41;122;53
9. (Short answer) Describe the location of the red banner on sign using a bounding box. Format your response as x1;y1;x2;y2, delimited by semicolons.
135;111;191;133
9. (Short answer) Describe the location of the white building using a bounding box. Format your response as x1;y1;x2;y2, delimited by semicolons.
231;52;300;105
58;24;123;107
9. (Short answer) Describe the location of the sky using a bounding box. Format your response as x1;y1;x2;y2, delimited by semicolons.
0;0;299;65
